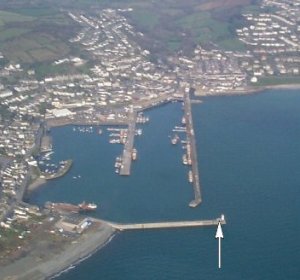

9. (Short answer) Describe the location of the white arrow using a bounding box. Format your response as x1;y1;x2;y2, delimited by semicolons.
215;221;224;269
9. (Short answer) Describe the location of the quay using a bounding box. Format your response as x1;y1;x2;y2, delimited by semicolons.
108;215;226;231
183;89;202;207
120;111;137;176
40;135;53;152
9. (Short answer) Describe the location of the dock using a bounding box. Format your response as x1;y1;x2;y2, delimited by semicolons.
183;90;202;207
120;111;137;176
108;216;226;231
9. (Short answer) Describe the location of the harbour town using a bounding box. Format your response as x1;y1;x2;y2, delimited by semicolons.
0;86;218;279
0;0;300;279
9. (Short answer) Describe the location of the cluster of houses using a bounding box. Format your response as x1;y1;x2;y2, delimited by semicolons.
0;160;29;221
0;118;41;222
171;46;247;95
67;9;178;105
0;119;40;157
0;1;300;230
236;0;300;80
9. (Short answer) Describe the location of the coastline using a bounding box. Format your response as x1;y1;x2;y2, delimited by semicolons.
0;220;116;280
259;83;300;90
8;82;299;280
195;83;300;97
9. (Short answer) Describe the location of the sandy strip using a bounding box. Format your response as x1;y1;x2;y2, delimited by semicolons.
0;222;116;280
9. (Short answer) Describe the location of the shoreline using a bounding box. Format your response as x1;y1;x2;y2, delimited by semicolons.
0;220;116;280
8;84;298;279
195;83;300;97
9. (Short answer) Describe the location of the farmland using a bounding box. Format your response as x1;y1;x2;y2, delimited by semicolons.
0;0;258;64
1;33;70;64
0;7;74;64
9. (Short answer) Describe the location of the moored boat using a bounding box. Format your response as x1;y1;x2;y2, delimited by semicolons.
78;201;97;212
188;170;193;183
132;148;137;160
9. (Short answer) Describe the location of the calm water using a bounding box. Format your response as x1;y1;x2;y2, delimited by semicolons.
29;89;300;279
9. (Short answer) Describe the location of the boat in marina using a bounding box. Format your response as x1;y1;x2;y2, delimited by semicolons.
188;170;193;183
132;148;137;160
182;154;188;165
45;201;98;213
171;134;179;145
78;201;97;212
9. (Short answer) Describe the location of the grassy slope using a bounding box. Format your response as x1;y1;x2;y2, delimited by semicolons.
0;6;73;65
124;0;254;54
0;0;258;64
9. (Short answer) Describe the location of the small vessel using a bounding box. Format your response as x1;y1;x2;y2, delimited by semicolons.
78;201;97;212
182;154;188;165
172;126;186;132
45;202;80;213
98;128;102;135
109;133;120;137
109;139;121;144
181;116;186;125
136;129;142;136
171;134;179;145
188;170;193;183
132;148;137;160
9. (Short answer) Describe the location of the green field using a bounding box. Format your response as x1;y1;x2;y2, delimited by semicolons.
167;38;181;52
124;1;251;53
0;10;33;26
130;9;160;30
178;12;231;46
218;38;246;51
0;27;30;41
2;34;70;64
0;6;73;64
11;7;58;17
0;0;258;62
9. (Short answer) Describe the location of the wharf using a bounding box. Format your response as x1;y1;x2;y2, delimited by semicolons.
40;135;52;153
109;216;226;231
120;111;137;176
183;90;202;207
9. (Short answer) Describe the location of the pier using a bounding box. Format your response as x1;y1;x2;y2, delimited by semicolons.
120;111;137;176
183;90;202;207
108;216;225;231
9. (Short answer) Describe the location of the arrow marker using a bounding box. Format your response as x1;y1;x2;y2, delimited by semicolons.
215;221;224;269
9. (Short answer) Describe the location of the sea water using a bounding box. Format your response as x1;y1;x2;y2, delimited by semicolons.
29;89;300;279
